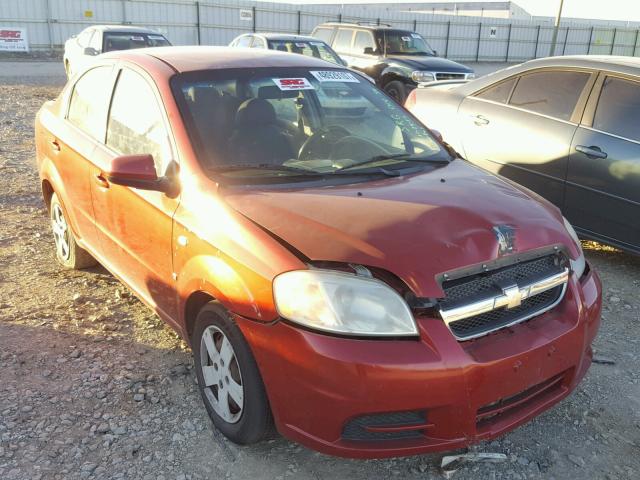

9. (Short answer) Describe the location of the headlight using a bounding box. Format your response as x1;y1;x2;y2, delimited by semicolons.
411;71;436;83
273;270;418;337
467;72;476;79
563;217;585;278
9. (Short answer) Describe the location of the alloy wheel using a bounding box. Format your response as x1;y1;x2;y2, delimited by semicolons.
200;325;244;423
51;203;71;261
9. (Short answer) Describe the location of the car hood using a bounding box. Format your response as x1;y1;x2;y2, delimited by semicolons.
224;160;575;298
388;55;473;73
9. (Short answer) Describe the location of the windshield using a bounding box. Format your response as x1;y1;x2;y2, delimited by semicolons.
172;67;448;183
103;32;171;52
383;31;435;56
268;40;344;65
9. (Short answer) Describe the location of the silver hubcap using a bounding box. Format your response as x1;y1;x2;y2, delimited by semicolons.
200;325;244;423
51;203;71;261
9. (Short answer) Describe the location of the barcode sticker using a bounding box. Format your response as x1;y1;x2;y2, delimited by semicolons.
310;70;360;83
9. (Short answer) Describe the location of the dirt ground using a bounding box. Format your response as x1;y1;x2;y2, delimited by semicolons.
1;71;639;480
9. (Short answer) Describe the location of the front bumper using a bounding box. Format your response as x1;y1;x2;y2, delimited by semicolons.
237;267;601;458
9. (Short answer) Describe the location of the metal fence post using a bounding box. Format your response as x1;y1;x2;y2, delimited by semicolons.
413;19;417;31
505;23;512;62
377;18;380;26
475;22;482;61
610;28;617;54
195;1;201;45
634;29;640;56
533;24;541;59
45;0;53;48
561;26;568;55
121;0;127;25
252;6;256;33
587;26;594;54
338;13;342;23
297;10;301;34
444;20;451;57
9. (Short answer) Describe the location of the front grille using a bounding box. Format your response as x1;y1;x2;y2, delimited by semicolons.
342;411;428;441
439;254;567;340
435;72;467;81
448;286;562;339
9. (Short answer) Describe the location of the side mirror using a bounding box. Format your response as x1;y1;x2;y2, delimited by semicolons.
363;47;375;55
105;154;178;196
84;47;99;56
431;129;444;142
433;50;438;57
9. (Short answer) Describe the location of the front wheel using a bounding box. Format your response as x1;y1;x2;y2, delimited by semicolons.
49;193;96;269
383;80;407;104
192;303;273;444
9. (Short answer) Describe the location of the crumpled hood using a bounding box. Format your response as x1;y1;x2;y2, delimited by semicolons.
389;55;473;73
224;160;575;298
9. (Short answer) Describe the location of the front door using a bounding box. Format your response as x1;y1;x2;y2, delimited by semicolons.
459;69;594;208
90;66;180;322
565;74;640;252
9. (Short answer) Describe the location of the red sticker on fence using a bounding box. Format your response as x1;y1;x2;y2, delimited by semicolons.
272;78;314;91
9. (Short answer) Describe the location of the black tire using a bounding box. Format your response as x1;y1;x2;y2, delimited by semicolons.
192;302;273;445
49;193;97;269
383;80;407;104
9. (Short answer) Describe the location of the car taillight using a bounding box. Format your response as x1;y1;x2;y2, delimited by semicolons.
405;88;417;111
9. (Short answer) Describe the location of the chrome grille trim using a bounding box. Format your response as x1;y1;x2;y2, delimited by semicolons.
439;268;569;340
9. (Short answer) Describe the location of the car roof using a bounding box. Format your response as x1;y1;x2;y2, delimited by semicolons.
103;46;340;73
87;25;162;34
255;33;325;42
522;55;640;72
315;22;402;31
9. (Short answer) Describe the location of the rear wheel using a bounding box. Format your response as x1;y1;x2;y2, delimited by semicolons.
49;193;96;269
192;302;273;444
383;80;407;104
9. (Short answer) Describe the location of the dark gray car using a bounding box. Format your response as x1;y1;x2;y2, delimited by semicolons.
406;56;640;255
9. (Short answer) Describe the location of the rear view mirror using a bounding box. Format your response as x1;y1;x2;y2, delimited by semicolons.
105;154;177;196
84;47;99;56
364;47;375;55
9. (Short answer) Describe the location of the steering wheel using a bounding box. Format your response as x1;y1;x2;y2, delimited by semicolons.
298;125;351;161
330;136;389;162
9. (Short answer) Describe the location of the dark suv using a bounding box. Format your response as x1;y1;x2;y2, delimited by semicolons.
312;22;474;103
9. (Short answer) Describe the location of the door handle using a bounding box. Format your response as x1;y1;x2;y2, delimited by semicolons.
472;114;490;126
94;173;110;189
50;139;61;152
575;145;608;159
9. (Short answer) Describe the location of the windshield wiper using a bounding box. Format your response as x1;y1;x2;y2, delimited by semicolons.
334;153;450;173
209;164;324;176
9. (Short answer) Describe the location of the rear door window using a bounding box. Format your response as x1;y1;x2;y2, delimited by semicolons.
353;31;375;54
475;77;516;104
333;29;355;52
592;76;640;142
508;70;590;121
313;27;334;43
107;69;172;175
67;66;114;140
235;35;253;48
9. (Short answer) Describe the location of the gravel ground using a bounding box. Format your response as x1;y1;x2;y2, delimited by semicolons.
1;68;639;480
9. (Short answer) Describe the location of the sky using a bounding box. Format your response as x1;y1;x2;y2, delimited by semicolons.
278;0;640;23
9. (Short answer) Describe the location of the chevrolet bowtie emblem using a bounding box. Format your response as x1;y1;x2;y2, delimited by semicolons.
501;284;523;309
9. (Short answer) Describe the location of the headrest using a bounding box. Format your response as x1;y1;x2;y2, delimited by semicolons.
257;85;299;100
186;85;222;105
235;98;276;126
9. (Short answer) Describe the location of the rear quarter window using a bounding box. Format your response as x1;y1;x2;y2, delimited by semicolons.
313;27;335;43
475;77;516;104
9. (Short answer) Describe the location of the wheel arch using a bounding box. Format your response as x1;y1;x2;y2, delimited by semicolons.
184;290;217;342
41;179;54;212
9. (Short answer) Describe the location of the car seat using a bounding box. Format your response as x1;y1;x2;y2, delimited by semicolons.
227;98;294;165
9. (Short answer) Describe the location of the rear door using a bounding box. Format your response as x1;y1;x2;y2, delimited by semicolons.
348;30;379;74
48;65;115;251
90;66;181;321
458;69;595;208
565;73;640;252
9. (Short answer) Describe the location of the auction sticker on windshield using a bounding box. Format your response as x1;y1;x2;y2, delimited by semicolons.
273;78;314;91
310;71;359;83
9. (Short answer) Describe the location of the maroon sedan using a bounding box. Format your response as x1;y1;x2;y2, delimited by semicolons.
35;46;601;458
